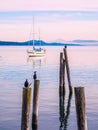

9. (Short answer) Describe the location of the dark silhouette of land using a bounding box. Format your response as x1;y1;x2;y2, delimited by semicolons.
0;39;98;46
0;40;81;46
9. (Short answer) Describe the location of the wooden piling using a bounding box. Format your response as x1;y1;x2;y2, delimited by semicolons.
32;80;40;129
63;59;66;96
21;87;32;130
74;87;88;130
59;52;64;96
63;46;73;93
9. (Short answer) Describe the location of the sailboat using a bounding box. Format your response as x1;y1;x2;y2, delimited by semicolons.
27;18;46;57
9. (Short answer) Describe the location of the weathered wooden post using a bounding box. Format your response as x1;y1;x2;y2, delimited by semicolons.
21;79;32;130
63;46;73;93
32;80;40;130
74;87;88;130
59;52;66;129
59;52;65;96
63;59;66;96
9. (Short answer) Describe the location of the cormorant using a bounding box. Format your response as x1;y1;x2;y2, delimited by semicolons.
24;79;29;88
33;71;37;80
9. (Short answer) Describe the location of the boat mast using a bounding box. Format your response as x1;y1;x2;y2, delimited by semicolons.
39;28;41;48
33;17;35;50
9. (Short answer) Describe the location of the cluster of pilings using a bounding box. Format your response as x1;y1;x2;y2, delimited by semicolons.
21;46;88;130
21;75;40;130
59;46;88;130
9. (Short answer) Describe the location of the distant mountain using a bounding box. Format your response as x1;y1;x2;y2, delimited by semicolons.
0;40;46;46
48;39;98;46
0;41;27;46
50;39;98;43
0;39;98;46
49;39;67;44
72;39;98;43
71;39;98;46
0;40;81;46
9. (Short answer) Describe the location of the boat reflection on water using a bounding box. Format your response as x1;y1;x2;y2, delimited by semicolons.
27;56;46;81
27;56;46;67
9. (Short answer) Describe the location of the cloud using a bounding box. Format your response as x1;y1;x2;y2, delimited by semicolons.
0;11;98;24
0;0;98;11
0;10;98;41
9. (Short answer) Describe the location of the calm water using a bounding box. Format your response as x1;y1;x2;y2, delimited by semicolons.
0;46;98;130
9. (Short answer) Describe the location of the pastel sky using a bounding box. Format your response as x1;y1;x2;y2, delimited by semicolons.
0;0;98;11
0;0;98;42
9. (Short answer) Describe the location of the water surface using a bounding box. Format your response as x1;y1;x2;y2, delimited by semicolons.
0;46;98;130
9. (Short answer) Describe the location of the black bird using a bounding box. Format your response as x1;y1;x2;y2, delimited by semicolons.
24;79;29;88
33;71;37;80
65;45;67;48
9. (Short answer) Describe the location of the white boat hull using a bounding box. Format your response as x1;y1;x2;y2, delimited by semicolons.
27;50;46;57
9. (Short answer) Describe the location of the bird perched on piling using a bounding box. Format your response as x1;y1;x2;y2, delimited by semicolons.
33;71;37;80
24;79;29;88
65;45;67;48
